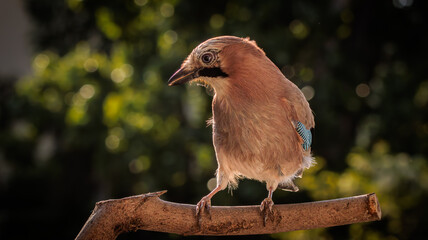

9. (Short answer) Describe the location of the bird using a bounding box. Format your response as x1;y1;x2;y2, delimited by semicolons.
168;36;315;221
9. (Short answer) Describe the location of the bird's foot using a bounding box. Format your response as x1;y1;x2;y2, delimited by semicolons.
260;197;274;225
196;196;212;218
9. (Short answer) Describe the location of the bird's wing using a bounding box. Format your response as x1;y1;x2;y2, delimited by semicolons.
281;82;314;151
281;97;313;152
282;82;315;129
295;121;312;150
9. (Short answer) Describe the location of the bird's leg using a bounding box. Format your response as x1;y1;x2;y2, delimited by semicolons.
260;187;274;212
260;187;275;225
196;185;222;217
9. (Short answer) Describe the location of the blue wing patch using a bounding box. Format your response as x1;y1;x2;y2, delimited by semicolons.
295;121;312;151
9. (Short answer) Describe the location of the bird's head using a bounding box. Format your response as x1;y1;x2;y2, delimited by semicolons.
168;36;271;96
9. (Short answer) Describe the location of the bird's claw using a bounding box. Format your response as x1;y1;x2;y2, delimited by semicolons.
196;196;212;217
260;197;274;212
260;197;274;225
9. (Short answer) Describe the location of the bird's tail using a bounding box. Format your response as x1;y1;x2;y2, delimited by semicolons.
278;154;315;192
278;180;299;192
302;154;316;170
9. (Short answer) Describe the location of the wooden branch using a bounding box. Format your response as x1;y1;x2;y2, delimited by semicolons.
75;191;381;240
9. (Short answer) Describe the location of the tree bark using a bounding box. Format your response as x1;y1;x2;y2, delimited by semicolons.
75;191;381;240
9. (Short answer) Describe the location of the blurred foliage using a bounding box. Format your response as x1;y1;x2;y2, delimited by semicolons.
0;0;427;239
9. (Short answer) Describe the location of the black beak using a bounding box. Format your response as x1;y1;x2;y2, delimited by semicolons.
167;68;199;86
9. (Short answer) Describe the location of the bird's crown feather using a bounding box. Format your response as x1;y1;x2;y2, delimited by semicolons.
194;36;265;57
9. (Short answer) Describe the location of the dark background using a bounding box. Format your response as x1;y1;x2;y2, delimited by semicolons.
1;0;427;239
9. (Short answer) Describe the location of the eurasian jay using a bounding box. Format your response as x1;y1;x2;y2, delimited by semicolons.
168;36;314;220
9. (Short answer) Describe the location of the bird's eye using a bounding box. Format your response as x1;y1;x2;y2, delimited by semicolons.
201;52;214;64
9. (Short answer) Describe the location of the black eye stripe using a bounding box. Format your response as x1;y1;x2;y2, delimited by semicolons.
198;67;228;78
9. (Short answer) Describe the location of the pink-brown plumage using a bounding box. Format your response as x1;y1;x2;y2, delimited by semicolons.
168;36;315;219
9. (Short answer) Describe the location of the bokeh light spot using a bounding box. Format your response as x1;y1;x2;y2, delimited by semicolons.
289;20;310;39
129;156;151;174
299;67;314;82
356;83;370;98
196;145;214;170
414;81;428;107
110;127;124;139
34;54;50;69
105;134;120;150
66;106;86;125
373;140;390;155
160;3;174;18
171;172;186;187
111;68;126;83
67;0;83;11
11;120;36;140
301;86;315;101
84;58;99;72
393;0;413;8
34;133;56;165
282;65;295;79
367;94;382;109
207;178;217;191
126;113;154;131
129;159;143;174
103;93;123;126
122;64;134;77
96;8;122;40
163;30;178;45
144;70;161;87
72;92;86;107
134;0;148;7
43;88;62;112
210;14;225;29
79;84;95;99
141;116;154;131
